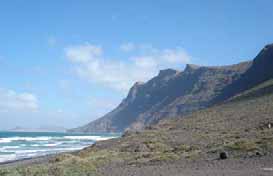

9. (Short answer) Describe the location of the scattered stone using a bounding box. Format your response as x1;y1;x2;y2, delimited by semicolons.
256;151;262;156
219;152;228;160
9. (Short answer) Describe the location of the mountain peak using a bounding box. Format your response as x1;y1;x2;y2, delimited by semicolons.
259;43;273;57
184;64;201;72
214;42;273;102
263;43;273;50
133;81;144;87
158;69;179;78
254;43;273;65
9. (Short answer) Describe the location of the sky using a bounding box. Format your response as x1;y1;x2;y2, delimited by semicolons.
0;0;273;130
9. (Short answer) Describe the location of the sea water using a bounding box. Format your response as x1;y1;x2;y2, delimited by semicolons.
0;131;120;163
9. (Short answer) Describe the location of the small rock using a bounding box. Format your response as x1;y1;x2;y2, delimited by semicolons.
219;151;228;160
256;151;262;156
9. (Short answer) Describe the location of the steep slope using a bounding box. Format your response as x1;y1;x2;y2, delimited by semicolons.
128;62;251;130
214;43;273;102
70;61;251;133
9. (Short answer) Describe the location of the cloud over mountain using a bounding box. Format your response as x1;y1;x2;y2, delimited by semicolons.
65;43;191;92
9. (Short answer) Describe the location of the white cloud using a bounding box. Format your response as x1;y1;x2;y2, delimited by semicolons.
66;44;102;63
120;42;136;52
65;43;191;92
0;89;39;112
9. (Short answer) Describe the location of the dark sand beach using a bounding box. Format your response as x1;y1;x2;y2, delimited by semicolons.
1;148;273;176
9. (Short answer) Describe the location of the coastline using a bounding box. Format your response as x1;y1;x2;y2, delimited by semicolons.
0;131;120;168
0;154;55;167
2;148;273;176
0;149;83;168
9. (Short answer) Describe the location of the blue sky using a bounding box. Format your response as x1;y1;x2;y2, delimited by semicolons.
0;0;273;130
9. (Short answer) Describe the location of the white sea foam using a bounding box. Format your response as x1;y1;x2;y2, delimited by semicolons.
0;137;52;143
44;142;63;147
0;154;17;163
30;144;40;147
0;146;18;152
0;133;119;162
15;149;48;154
0;135;116;143
1;146;20;150
0;138;12;143
6;146;20;149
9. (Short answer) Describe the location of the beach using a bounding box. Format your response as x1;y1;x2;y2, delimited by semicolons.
1;140;273;176
0;131;119;163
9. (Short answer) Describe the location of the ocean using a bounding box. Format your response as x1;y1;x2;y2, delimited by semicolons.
0;131;120;163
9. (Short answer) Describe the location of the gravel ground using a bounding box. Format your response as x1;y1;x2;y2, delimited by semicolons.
1;154;273;176
99;155;273;176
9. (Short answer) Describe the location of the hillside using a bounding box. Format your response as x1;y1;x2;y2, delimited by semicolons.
2;72;273;176
70;62;251;133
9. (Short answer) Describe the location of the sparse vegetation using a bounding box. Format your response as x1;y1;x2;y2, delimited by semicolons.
225;140;259;152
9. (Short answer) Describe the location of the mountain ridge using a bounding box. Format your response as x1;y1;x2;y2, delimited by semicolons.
69;62;255;132
69;44;273;133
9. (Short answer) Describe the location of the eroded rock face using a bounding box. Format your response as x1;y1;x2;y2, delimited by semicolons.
212;44;273;103
69;44;273;133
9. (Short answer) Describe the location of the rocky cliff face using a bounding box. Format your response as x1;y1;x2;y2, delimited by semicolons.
128;62;251;131
214;44;273;102
69;44;273;133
